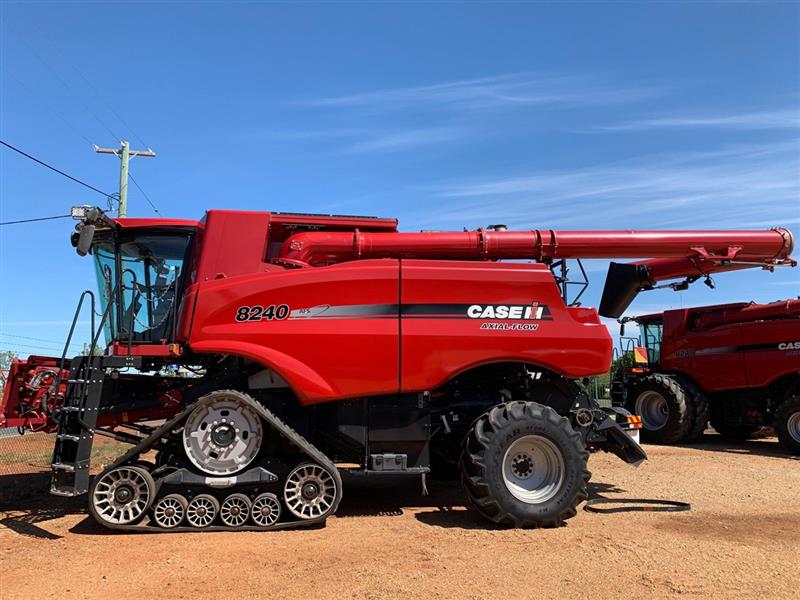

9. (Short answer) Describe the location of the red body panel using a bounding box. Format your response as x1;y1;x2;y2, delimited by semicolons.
399;261;610;391
186;258;612;404
188;260;401;403
657;303;800;393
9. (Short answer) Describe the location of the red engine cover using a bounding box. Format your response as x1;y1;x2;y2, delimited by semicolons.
186;259;611;405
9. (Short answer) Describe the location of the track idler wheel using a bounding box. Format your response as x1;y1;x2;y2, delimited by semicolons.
153;494;189;529
251;493;282;527
186;494;220;528
220;493;252;527
89;465;155;526
283;463;338;520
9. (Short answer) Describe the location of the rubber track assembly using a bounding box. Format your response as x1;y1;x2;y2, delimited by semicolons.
89;391;343;532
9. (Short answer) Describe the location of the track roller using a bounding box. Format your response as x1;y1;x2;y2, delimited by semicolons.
153;494;188;529
186;494;220;528
220;493;251;527
251;493;282;527
89;465;155;526
283;462;337;519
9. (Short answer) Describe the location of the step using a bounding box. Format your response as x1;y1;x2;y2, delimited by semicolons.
51;463;76;472
50;487;80;497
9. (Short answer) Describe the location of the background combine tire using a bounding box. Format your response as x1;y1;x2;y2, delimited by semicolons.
775;396;800;455
627;374;691;444
681;377;709;442
460;401;589;528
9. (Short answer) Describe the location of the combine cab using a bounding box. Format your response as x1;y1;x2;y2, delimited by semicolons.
0;206;795;530
612;300;800;453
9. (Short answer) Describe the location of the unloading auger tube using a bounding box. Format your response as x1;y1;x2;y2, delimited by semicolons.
277;227;794;318
88;390;343;532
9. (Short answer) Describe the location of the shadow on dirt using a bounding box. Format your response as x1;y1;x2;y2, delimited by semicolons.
0;471;85;539
0;471;637;536
650;433;799;460
407;479;628;530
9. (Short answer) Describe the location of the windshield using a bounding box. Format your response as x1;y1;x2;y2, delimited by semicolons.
641;320;663;364
93;232;193;345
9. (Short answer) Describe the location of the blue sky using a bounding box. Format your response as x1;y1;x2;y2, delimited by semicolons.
1;1;798;355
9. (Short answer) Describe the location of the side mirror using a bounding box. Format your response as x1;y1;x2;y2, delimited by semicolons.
76;224;95;256
619;321;626;336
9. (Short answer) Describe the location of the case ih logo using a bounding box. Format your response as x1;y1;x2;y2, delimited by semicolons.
778;341;800;350
467;303;550;320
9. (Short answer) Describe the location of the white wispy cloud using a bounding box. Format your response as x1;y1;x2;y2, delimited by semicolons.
299;73;661;112
344;128;457;153
409;140;800;230
596;108;800;132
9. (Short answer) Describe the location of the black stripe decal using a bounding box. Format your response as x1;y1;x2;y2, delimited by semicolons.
287;303;553;320
671;341;800;358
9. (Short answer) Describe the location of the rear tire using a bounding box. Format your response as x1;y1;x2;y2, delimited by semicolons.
460;401;589;528
626;374;691;444
775;396;800;455
682;377;709;442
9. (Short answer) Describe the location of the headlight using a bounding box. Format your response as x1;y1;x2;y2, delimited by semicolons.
71;205;94;220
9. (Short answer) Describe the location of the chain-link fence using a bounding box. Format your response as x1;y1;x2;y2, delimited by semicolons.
0;429;126;507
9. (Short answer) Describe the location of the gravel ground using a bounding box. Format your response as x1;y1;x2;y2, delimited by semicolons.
1;434;798;600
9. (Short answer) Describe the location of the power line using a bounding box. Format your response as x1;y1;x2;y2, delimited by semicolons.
0;214;71;226
3;66;96;148
0;333;82;347
0;341;78;353
24;42;121;142
69;64;149;149
129;172;161;215
0;139;114;199
21;22;149;148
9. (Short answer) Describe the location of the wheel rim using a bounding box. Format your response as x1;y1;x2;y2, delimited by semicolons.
787;411;800;443
183;396;263;476
186;495;218;527
501;435;565;504
153;494;187;528
91;467;152;525
635;390;669;431
284;463;337;519
251;493;282;527
220;494;251;527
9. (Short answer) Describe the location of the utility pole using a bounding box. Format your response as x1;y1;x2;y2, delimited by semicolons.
94;141;156;217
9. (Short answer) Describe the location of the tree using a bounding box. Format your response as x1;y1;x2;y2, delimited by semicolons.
0;350;19;396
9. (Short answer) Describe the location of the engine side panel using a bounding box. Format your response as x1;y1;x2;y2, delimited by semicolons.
188;260;401;404
659;310;800;393
660;315;747;391
742;318;800;388
399;260;611;391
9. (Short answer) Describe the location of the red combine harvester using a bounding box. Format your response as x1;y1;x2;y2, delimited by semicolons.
0;207;794;531
612;299;800;453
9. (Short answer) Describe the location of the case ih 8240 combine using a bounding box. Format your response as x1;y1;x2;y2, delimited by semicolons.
612;299;800;453
0;207;795;532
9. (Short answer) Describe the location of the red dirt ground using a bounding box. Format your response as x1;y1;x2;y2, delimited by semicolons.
1;434;798;599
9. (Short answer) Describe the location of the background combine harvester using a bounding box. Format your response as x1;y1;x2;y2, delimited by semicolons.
612;299;800;452
0;207;795;531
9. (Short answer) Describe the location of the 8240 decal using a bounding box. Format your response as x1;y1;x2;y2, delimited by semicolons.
235;304;290;322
